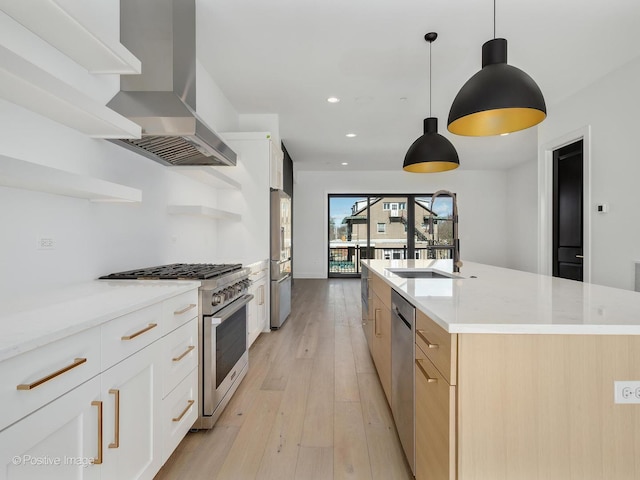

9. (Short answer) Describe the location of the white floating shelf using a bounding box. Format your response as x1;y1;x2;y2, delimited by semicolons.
167;205;241;221
0;44;141;139
0;154;142;203
171;166;241;190
0;0;141;74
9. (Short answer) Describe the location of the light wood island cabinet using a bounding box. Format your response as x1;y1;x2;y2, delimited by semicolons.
369;274;392;404
414;313;640;480
363;259;640;480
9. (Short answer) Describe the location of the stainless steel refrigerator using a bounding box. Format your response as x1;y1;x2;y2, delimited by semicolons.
270;189;292;328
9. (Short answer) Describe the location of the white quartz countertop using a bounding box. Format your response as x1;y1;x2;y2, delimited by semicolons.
0;280;201;362
363;259;640;335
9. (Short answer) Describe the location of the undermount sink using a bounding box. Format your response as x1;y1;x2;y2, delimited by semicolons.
385;268;458;279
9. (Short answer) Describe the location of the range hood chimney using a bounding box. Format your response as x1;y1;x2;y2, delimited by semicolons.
107;0;236;166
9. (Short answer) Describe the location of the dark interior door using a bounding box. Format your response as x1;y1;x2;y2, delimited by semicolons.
552;140;584;281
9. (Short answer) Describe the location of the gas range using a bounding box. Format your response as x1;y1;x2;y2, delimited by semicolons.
100;263;251;315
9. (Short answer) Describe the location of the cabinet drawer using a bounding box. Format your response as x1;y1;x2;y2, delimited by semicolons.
370;274;391;309
101;303;163;370
161;368;198;464
0;327;100;431
416;310;457;384
162;289;198;335
415;350;456;480
161;317;198;398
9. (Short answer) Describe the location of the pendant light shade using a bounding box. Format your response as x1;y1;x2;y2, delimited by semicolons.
403;32;460;173
447;38;546;136
403;118;459;172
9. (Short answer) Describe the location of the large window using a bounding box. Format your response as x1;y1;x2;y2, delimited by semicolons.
328;194;455;277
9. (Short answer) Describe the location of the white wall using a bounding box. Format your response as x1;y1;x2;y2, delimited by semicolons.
537;55;640;290
293;169;508;278
505;158;538;273
0;4;240;300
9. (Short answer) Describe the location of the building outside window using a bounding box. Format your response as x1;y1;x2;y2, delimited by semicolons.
377;222;386;233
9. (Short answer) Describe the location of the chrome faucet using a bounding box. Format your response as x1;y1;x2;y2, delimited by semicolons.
427;190;462;273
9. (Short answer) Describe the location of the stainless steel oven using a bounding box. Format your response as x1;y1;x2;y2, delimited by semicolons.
199;290;252;428
194;267;252;429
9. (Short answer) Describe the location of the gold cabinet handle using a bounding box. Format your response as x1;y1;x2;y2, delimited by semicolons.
121;323;157;341
91;400;103;464
576;255;584;259
108;389;120;449
17;357;87;390
172;345;195;362
174;304;196;315
416;329;438;349
374;309;382;337
415;359;438;383
172;399;195;422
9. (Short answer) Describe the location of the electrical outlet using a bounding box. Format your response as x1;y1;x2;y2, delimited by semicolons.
614;381;640;404
37;237;55;250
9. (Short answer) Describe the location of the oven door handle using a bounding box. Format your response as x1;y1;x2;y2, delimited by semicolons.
210;294;254;326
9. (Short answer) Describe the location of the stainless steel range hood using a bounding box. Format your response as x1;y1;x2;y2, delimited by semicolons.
107;0;236;166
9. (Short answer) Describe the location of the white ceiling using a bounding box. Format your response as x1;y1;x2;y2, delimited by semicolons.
197;0;640;171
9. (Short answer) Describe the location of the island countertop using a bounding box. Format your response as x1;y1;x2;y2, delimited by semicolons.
362;259;640;335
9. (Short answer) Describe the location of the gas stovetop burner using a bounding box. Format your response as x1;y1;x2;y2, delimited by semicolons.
100;263;242;280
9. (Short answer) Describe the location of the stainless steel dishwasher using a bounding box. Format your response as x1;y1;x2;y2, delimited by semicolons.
391;289;416;474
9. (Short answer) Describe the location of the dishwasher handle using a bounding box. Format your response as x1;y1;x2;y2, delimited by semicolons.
393;306;412;329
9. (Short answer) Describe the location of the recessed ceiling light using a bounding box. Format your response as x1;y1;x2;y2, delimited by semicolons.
327;97;340;103
346;133;357;138
341;162;349;166
500;132;510;136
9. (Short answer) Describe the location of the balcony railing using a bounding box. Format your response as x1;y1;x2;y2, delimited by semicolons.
329;245;453;275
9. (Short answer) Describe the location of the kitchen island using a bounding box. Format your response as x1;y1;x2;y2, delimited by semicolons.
363;259;640;480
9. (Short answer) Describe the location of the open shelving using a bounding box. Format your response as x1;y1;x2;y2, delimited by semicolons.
0;45;141;139
0;154;142;203
0;0;141;74
167;205;241;221
171;166;241;190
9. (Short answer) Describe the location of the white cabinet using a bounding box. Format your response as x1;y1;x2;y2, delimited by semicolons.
270;141;284;190
0;284;199;480
216;132;277;265
100;342;162;480
247;260;269;347
0;376;101;480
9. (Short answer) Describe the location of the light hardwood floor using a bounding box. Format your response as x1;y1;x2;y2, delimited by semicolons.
155;278;413;480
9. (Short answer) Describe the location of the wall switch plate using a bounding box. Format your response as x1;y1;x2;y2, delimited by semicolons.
614;381;640;404
37;237;55;250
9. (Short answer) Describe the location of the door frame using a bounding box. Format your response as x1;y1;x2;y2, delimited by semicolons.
538;125;591;282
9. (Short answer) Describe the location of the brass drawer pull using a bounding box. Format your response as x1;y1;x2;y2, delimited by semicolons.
415;359;438;383
174;304;196;315
374;309;382;337
172;345;195;362
172;399;195;422
16;357;87;390
121;323;157;341
417;329;439;349
92;400;103;464
108;389;120;449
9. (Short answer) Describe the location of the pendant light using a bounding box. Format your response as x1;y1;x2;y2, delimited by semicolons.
403;32;459;173
447;0;546;136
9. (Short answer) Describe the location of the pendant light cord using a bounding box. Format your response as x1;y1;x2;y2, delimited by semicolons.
429;39;432;117
493;0;496;38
